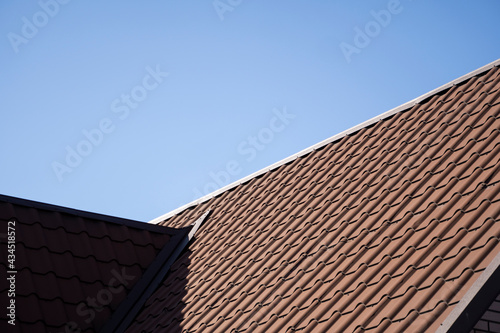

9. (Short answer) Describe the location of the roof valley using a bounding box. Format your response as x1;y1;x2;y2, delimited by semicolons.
136;61;500;332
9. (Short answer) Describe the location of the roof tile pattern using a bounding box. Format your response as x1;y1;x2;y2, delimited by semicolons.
127;64;500;332
0;198;176;332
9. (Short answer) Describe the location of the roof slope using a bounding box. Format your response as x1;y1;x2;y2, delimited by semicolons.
0;195;183;332
127;61;500;332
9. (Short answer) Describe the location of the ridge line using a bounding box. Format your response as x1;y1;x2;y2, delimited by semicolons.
149;59;500;224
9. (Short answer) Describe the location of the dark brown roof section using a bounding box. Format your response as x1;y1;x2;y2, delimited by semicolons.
0;194;184;332
128;61;500;332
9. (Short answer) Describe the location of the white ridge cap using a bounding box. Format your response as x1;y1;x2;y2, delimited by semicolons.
149;58;500;224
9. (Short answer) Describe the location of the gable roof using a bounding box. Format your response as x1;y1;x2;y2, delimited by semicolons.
127;59;500;332
0;195;189;332
150;59;500;224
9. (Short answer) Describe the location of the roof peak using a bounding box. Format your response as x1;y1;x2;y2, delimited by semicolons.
150;58;500;224
0;193;170;232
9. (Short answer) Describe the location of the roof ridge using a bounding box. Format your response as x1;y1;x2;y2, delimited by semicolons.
0;194;171;233
149;58;500;224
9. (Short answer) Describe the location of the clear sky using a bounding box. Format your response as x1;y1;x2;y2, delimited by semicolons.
1;1;499;222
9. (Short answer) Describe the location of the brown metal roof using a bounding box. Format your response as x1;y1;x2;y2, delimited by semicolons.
0;195;182;332
127;62;500;332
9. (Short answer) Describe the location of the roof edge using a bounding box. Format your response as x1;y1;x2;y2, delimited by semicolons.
436;246;500;333
0;194;172;233
149;58;500;224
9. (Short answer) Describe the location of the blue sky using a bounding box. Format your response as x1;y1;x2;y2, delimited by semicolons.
1;1;499;222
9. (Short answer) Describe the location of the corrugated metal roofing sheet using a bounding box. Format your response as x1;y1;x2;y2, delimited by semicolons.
127;62;500;332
